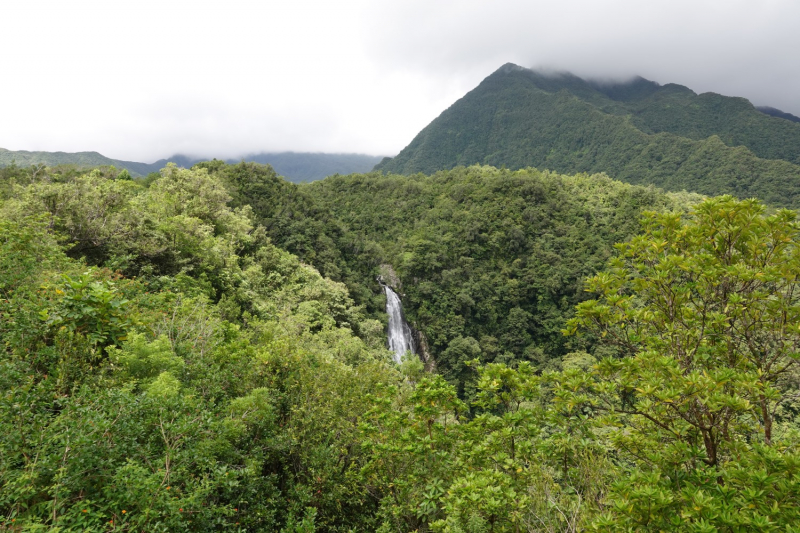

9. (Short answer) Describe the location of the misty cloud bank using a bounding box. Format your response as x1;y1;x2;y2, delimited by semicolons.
1;0;797;161
365;0;800;114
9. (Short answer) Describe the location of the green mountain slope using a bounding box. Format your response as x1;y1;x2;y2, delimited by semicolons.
0;148;382;182
151;152;384;182
240;152;384;182
590;77;800;164
756;105;800;123
376;64;800;208
0;148;153;175
305;166;700;388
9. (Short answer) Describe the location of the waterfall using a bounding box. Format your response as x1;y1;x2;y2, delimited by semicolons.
384;286;415;363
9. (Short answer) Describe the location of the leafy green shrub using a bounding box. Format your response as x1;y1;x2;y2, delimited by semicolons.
43;271;134;351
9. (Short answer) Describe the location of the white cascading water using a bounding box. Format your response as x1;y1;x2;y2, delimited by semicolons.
385;286;416;363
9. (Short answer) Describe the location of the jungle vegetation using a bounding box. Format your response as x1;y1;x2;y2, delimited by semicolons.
1;161;799;531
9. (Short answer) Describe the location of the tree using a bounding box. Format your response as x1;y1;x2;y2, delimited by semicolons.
567;196;800;459
563;196;800;529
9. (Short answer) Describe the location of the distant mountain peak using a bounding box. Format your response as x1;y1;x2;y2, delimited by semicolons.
0;149;384;183
488;65;666;105
375;62;800;208
498;62;527;73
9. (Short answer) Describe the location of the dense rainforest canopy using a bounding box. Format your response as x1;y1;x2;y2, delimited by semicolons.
2;161;800;531
305;166;703;394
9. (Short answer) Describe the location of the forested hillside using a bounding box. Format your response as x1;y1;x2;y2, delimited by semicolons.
0;149;382;183
150;153;385;183
240;152;384;182
195;160;388;315
2;162;800;531
757;105;800;123
305;166;701;394
0;148;157;177
376;64;800;208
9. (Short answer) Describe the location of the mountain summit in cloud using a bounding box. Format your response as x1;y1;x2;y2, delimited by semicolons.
375;63;800;208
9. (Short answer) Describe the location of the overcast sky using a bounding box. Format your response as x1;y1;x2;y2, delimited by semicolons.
2;0;798;162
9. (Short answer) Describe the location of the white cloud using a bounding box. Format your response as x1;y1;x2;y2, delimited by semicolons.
1;0;798;161
364;0;800;111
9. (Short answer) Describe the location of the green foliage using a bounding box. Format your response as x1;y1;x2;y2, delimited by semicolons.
44;271;134;350
1;168;142;263
109;332;183;383
612;84;800;165
0;165;394;531
146;370;182;397
0;147;151;176
202;161;387;315
590;445;800;531
361;363;607;532
0;148;384;184
564;196;800;529
0;216;63;295
567;196;800;455
307;166;693;393
353;194;800;531
4;161;800;530
376;64;800;208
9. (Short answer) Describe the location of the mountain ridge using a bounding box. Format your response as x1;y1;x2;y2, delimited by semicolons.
0;148;383;182
375;63;800;207
756;105;800;123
